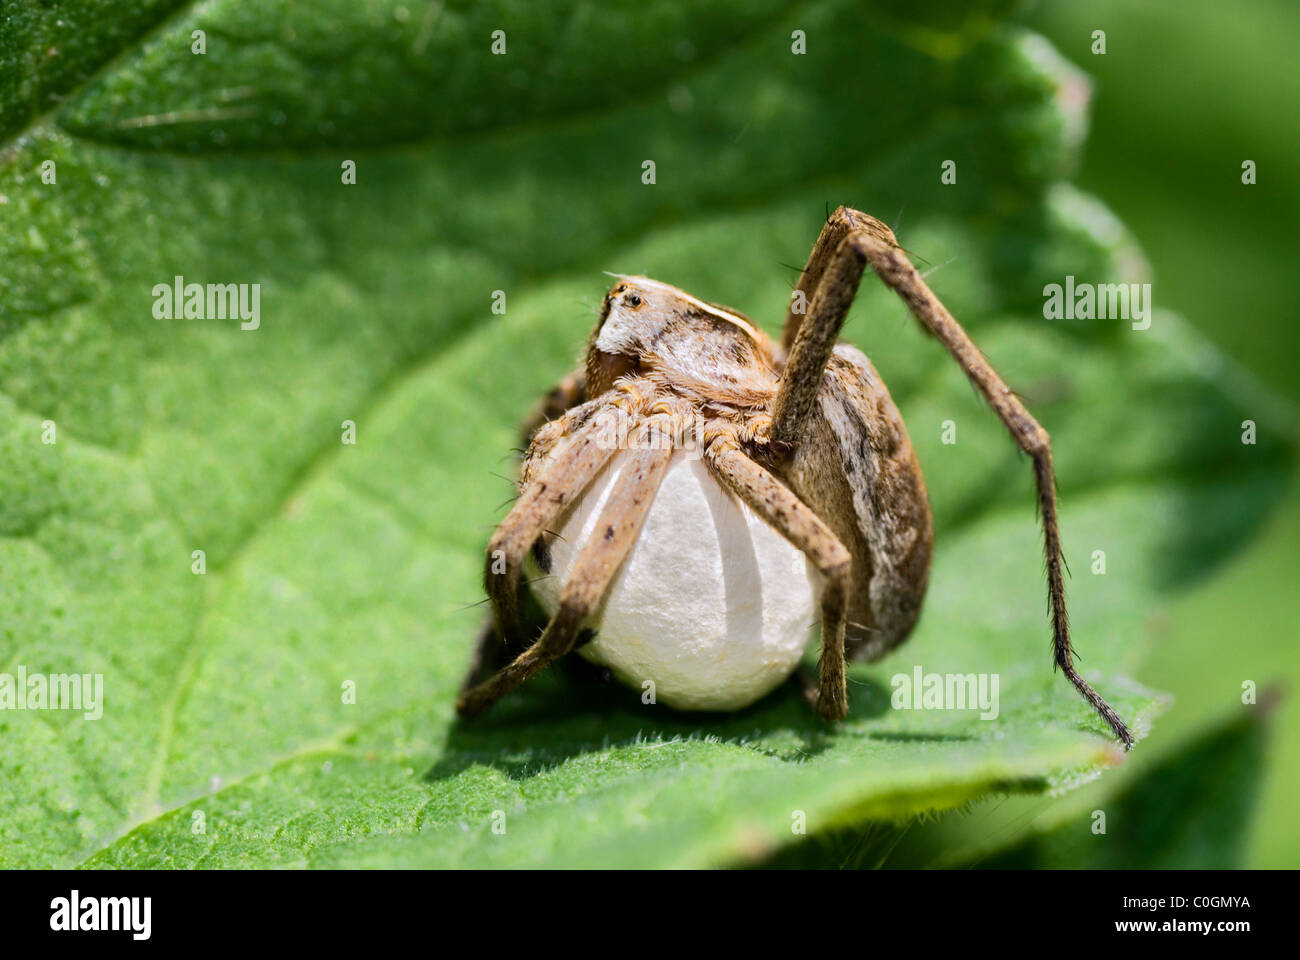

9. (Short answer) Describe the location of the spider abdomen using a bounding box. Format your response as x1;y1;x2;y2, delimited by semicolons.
785;344;934;661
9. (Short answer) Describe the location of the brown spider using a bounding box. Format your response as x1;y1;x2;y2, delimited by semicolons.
457;206;1133;750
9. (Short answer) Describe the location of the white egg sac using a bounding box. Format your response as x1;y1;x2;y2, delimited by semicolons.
526;449;821;711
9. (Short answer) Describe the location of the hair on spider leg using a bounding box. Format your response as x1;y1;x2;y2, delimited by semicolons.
776;260;809;284
891;203;905;237
896;243;935;270
919;256;960;280
845;673;880;689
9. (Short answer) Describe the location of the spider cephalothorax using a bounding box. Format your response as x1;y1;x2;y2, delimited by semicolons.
457;206;1133;750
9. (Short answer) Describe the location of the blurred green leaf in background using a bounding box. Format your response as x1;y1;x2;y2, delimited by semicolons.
1024;0;1300;871
0;0;1294;868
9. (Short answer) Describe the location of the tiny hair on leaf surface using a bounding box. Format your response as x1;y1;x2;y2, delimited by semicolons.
0;0;1291;868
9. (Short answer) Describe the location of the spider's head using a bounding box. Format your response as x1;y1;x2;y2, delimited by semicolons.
587;276;775;397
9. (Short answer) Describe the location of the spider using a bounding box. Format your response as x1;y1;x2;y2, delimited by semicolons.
456;206;1133;750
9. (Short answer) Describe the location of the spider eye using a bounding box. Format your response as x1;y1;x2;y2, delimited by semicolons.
627;294;642;307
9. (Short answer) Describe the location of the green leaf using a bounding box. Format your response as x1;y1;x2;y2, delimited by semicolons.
759;697;1277;869
971;698;1278;869
0;0;1290;869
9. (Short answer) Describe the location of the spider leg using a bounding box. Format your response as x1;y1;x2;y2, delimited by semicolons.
517;367;587;447
459;613;511;694
769;209;897;450
460;569;551;697
778;205;894;352
775;205;1132;748
482;403;626;649
706;441;851;721
459;422;676;719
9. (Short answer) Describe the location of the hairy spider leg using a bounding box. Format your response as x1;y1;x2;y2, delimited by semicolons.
480;401;627;652
458;420;675;718
772;206;1132;748
707;442;852;720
